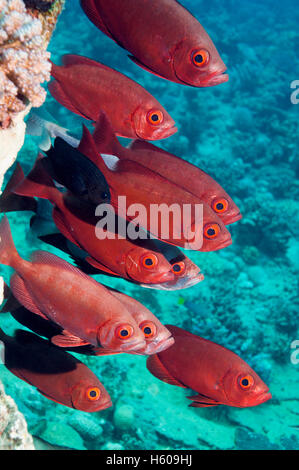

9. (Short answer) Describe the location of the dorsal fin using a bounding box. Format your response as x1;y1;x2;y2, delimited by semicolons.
62;54;113;71
30;250;92;281
92;111;123;155
77;125;112;178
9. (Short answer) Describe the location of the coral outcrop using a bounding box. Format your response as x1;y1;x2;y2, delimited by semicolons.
0;0;64;129
0;381;35;449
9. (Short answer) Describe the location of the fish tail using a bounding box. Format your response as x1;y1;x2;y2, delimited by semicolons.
26;111;74;152
0;216;21;269
0;281;21;313
0;163;37;214
13;155;58;204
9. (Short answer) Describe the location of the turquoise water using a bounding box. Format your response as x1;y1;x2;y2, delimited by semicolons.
1;0;298;450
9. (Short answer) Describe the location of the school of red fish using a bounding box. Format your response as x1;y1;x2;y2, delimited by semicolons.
0;0;271;414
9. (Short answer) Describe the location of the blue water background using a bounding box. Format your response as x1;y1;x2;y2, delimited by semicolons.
0;0;298;450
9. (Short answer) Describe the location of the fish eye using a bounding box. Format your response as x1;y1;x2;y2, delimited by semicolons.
139;321;157;339
191;48;210;67
212;198;229;214
171;261;185;275
115;324;134;340
101;191;109;200
86;387;101;401
141;253;158;269
147;109;164;126
203;223;220;239
238;375;254;390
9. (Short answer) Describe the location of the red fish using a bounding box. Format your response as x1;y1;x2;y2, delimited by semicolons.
1;283;174;356
49;55;177;140
147;325;272;408
14;138;232;251
143;240;204;290
0;216;146;353
99;288;175;355
80;0;228;87
0;328;112;412
0;161;205;289
92;114;242;225
5;161;180;286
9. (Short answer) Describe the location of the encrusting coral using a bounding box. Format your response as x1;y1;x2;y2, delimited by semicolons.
0;0;64;129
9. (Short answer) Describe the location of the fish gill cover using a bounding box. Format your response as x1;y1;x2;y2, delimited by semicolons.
0;0;298;452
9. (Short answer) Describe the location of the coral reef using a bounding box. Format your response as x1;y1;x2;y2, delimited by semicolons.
0;0;64;129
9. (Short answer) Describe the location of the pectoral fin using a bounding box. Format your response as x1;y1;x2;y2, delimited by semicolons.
128;55;167;80
85;256;119;276
51;330;91;348
187;394;221;407
146;354;186;388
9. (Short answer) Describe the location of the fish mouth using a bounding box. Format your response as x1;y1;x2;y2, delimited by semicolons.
135;270;176;287
132;335;175;355
211;236;232;252
119;339;146;352
147;336;175;354
158;124;178;139
221;211;243;225
254;390;272;406
141;272;204;291
148;270;176;284
99;398;113;411
199;70;229;87
70;395;112;412
135;124;177;141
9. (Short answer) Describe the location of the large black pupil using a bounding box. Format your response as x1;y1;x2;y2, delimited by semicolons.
89;390;97;397
207;228;215;236
145;258;153;266
172;264;181;272
195;54;204;63
242;378;249;386
120;329;129;337
151;114;159;122
216;203;224;211
144;327;152;335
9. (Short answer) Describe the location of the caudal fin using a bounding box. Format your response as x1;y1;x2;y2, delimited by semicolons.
13;154;57;203
0;163;37;214
0;216;20;268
